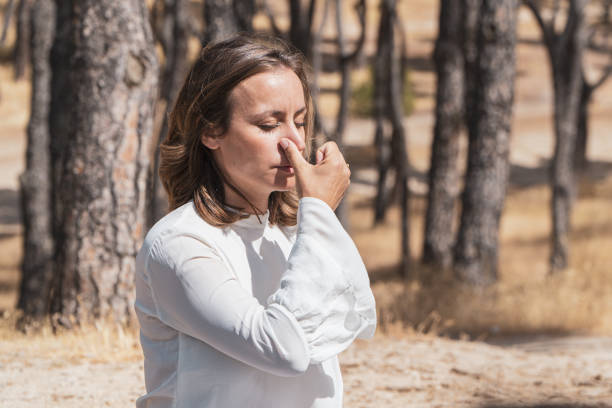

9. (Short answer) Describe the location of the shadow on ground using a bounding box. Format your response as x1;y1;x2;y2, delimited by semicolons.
0;189;19;224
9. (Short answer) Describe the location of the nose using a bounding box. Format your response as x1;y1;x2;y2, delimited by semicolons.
284;122;305;153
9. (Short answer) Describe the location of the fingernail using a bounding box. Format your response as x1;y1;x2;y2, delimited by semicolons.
280;139;289;149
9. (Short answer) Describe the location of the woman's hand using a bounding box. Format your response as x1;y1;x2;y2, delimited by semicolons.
280;138;350;211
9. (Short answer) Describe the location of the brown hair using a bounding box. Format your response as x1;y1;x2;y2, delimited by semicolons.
159;33;314;227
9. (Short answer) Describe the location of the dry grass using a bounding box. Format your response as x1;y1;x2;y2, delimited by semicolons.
0;311;142;364
349;173;612;339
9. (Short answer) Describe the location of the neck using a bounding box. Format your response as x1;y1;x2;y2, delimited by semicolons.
223;184;269;215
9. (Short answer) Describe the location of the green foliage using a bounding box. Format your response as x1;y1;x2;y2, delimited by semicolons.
350;65;415;118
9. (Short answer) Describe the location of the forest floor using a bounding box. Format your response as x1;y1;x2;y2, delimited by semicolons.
1;325;612;407
1;1;612;407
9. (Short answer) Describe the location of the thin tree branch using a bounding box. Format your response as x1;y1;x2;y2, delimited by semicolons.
589;64;612;91
261;0;282;37
0;0;16;45
550;0;560;33
342;0;366;63
560;0;587;52
589;12;612;91
311;0;331;141
307;0;317;34
523;0;555;50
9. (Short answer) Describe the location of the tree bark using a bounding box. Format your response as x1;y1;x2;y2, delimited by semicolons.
525;0;587;271
549;1;587;271
289;0;316;57
574;64;611;176
386;0;410;278
372;0;410;276
147;0;190;229
422;0;465;269
233;0;255;32
373;0;393;225
17;0;55;325
333;0;350;227
310;0;331;144
1;0;16;46
13;0;32;80
454;0;518;286
49;2;73;295
333;0;365;229
203;0;240;44
462;0;481;128
50;0;159;325
573;75;591;175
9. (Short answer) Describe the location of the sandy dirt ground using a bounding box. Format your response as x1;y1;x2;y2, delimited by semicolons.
2;335;612;407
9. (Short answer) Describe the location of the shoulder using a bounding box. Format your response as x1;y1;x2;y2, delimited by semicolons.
139;201;226;267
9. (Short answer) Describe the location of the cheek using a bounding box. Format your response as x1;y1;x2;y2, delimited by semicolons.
252;138;281;162
228;137;278;172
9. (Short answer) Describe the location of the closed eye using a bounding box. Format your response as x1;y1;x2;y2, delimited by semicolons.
258;123;280;131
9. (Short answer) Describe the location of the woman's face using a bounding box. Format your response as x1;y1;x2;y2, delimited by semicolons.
202;66;307;211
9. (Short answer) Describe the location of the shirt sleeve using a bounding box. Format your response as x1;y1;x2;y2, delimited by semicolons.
268;197;377;363
145;236;311;377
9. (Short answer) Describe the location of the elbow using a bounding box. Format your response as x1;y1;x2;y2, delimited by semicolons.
263;304;311;376
273;347;310;377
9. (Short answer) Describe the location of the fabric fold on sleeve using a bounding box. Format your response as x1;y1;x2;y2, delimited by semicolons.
267;197;377;363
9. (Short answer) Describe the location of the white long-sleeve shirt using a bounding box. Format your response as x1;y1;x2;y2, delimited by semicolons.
134;197;376;408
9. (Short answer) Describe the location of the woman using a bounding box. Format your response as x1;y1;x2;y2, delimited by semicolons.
134;34;376;408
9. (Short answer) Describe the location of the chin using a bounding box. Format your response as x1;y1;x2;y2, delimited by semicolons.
272;180;295;192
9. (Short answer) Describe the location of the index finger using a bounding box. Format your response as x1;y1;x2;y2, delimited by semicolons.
280;138;309;172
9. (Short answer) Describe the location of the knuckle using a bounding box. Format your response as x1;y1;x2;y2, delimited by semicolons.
324;141;338;152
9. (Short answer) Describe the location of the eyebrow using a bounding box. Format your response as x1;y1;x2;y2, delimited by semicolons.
250;107;307;121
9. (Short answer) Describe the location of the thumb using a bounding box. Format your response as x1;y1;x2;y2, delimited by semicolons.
280;138;308;173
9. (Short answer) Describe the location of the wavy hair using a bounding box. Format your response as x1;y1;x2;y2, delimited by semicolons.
159;34;314;227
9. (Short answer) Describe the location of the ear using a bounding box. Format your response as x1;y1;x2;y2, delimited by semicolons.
201;131;221;150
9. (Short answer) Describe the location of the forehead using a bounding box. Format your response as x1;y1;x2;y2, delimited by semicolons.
228;67;306;115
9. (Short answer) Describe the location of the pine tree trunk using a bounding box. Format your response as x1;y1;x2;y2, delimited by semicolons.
525;0;589;272
49;1;73;279
373;0;392;225
549;0;587;272
13;0;32;80
454;0;518;286
462;0;481;128
50;0;159;325
332;0;350;228
573;76;591;177
332;0;365;230
147;0;190;228
233;0;255;32
289;0;315;57
203;0;239;44
309;0;331;146
422;0;464;269
386;0;410;278
17;0;55;324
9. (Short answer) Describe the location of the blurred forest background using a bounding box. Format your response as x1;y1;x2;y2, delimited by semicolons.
1;0;612;406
